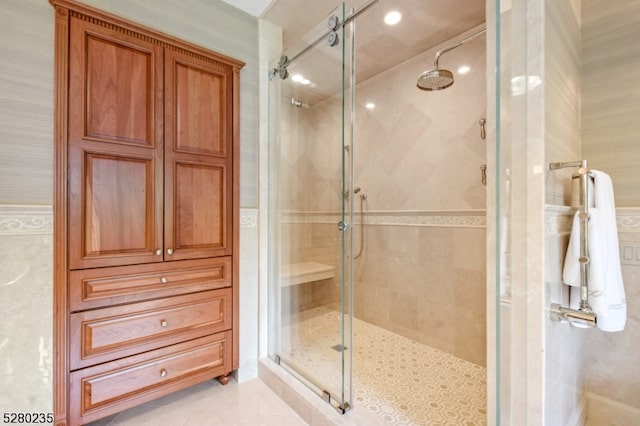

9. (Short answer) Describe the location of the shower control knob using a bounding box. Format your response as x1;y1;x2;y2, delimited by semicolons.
337;221;350;232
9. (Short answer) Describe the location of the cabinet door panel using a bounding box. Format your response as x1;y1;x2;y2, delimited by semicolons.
85;153;150;252
166;162;228;259
165;49;234;260
70;17;162;148
68;145;163;270
85;34;152;145
68;17;164;269
174;62;226;156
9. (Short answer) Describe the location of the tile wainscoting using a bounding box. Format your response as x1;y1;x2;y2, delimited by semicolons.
545;205;640;423
0;205;261;414
282;209;486;228
0;204;53;413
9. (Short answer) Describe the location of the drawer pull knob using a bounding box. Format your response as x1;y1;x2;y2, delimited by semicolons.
160;368;168;378
160;320;168;328
155;249;162;256
161;277;168;284
166;248;173;255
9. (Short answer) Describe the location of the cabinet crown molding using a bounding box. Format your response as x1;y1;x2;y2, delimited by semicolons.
49;0;246;70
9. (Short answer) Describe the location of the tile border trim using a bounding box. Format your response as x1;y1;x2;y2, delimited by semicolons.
0;205;259;235
0;205;53;235
617;207;640;233
545;205;640;235
240;208;258;229
281;210;487;228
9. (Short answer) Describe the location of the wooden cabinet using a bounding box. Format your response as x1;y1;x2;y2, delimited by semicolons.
51;1;243;425
67;15;233;270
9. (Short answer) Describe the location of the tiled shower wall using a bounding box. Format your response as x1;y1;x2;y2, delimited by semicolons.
278;25;487;365
353;219;486;366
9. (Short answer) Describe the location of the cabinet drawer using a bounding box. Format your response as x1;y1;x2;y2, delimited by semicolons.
69;257;232;311
70;289;231;370
69;331;231;425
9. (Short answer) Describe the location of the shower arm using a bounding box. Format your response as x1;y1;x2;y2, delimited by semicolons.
433;28;486;68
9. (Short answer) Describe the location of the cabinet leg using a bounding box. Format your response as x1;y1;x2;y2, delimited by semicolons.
216;373;232;385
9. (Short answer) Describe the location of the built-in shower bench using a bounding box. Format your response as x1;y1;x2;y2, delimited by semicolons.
281;261;336;287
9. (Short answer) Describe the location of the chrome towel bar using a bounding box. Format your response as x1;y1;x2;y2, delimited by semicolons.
548;159;597;327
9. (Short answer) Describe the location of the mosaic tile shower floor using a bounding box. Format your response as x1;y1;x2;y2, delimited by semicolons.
281;307;487;425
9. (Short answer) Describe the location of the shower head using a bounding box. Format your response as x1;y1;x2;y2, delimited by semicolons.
417;68;454;91
416;27;486;91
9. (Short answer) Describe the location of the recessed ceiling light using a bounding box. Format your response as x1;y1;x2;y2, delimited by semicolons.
384;11;402;26
291;74;312;85
365;102;376;110
458;65;471;75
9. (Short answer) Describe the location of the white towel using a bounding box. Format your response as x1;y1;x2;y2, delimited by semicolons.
562;170;626;331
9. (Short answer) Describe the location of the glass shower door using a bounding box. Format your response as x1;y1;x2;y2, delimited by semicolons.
267;3;353;412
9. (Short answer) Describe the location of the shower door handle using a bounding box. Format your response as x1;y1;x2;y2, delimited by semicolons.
337;221;350;232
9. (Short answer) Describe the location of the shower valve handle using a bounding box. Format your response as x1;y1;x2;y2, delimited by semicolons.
479;118;487;140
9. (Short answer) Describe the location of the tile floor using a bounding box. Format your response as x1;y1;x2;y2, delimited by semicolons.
86;378;306;426
281;307;487;425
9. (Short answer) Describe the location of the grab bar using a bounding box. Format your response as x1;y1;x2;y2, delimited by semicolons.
548;159;597;327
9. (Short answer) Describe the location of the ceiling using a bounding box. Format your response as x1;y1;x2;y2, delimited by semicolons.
220;0;273;17
222;0;485;104
263;0;485;80
260;0;485;104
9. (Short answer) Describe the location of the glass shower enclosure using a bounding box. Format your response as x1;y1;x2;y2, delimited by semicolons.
267;3;355;413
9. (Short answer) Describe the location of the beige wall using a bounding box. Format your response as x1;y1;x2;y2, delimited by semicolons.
0;0;260;413
581;0;640;412
543;1;585;424
582;0;640;208
0;1;54;205
544;0;582;206
543;0;640;421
